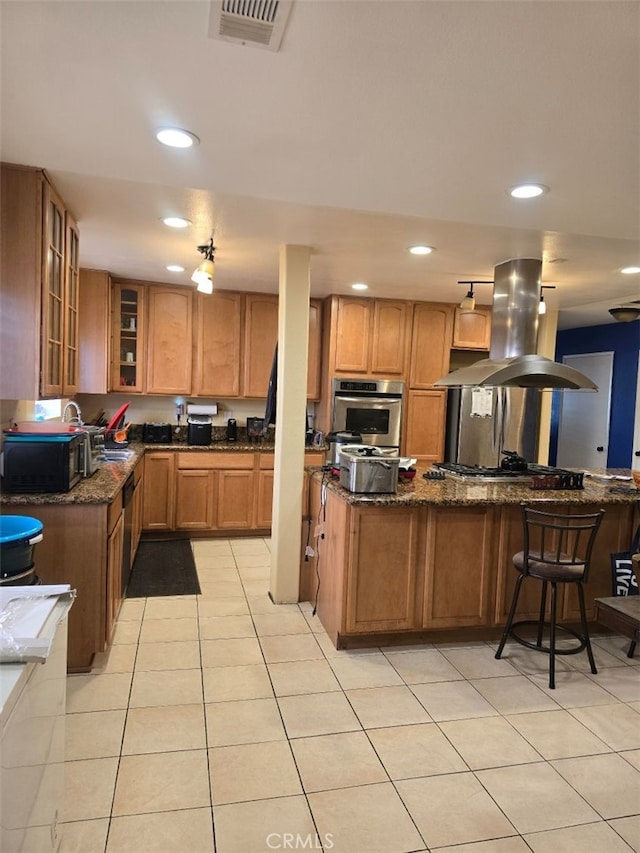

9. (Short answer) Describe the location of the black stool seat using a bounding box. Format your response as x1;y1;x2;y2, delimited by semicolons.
496;504;605;689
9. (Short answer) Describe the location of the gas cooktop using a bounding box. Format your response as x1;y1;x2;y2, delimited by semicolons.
434;462;576;483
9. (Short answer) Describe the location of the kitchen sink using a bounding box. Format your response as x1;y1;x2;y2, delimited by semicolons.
101;449;134;462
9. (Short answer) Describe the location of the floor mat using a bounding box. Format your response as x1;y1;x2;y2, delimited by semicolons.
126;539;201;597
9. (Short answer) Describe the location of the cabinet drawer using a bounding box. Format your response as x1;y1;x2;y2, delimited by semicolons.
259;453;275;470
177;452;255;470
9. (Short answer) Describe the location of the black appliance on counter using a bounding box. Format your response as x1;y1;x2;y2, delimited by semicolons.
142;422;172;443
188;416;212;445
1;433;84;493
226;418;237;442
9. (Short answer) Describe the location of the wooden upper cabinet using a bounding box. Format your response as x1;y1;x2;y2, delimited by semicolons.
0;164;80;399
194;290;243;397
452;307;492;350
409;303;454;388
242;293;322;400
307;299;322;400
334;298;371;373
243;294;279;398
146;286;193;395
370;300;411;375
62;211;80;396
78;269;111;394
110;283;146;393
332;296;409;377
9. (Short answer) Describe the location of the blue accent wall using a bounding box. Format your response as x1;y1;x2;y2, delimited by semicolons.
550;320;640;467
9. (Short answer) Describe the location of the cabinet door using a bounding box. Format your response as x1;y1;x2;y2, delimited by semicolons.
146;286;193;394
175;470;216;530
194;290;242;397
79;269;111;394
370;300;410;376
62;212;80;395
409;303;454;388
404;390;447;462
142;453;176;530
334;298;371;374
452;307;492;350
216;470;255;529
111;283;145;392
255;469;275;529
243;294;278;397
106;510;124;645
422;506;494;628
345;507;421;633
307;299;322;400
40;181;66;397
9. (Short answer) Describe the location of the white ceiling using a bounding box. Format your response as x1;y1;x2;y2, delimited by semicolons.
1;0;639;329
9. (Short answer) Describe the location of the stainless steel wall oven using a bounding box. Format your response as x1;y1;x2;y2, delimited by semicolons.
331;378;404;449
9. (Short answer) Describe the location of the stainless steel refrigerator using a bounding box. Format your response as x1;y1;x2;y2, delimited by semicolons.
444;386;540;467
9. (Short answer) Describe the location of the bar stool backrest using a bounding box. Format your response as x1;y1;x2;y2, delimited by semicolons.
521;504;605;582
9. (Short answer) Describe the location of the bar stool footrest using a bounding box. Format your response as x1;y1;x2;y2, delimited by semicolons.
506;619;588;656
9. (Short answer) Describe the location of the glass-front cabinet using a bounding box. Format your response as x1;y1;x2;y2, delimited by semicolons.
111;283;145;392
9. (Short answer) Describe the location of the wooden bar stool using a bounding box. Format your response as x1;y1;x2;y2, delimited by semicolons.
495;504;605;689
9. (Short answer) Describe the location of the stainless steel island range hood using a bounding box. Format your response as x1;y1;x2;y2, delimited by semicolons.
435;258;598;391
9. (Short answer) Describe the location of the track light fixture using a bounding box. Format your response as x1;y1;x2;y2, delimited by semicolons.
458;280;493;312
191;237;216;294
609;305;640;322
539;285;556;315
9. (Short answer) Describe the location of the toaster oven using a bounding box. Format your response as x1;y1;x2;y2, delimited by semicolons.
142;422;172;444
1;433;84;493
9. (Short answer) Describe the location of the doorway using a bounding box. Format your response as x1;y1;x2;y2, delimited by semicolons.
556;352;614;469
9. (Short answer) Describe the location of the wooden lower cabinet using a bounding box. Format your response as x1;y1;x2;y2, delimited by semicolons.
6;502;120;671
131;456;144;560
175;469;216;529
142;452;176;530
217;470;255;529
106;503;124;645
422;505;494;628
256;468;275;529
345;507;422;633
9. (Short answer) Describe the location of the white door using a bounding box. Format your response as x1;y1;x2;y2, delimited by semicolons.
556;352;613;469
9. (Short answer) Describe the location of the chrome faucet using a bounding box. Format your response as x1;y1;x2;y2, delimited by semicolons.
62;400;83;425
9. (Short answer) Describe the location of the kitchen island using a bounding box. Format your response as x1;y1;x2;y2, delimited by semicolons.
302;467;639;649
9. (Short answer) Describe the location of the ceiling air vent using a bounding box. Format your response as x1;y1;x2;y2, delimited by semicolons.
209;0;294;51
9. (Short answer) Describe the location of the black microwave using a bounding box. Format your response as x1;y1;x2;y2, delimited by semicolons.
1;433;84;493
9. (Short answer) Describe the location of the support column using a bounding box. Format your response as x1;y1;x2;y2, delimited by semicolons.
269;245;311;603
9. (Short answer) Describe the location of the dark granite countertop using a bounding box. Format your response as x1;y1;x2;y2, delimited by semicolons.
0;441;326;506
310;466;640;507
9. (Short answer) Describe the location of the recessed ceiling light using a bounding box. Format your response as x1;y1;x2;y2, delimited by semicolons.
621;266;640;275
166;264;185;273
162;216;191;229
156;128;199;148
351;283;368;291
408;245;434;255
509;183;549;199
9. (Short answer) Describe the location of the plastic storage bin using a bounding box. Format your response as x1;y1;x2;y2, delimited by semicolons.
0;516;44;585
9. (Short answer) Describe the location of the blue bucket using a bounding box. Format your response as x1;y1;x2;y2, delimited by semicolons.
0;515;44;582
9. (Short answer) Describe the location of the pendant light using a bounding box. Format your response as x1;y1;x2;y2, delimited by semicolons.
458;280;493;312
191;237;216;294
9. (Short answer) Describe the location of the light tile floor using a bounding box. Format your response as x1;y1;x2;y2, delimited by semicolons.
60;537;640;853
